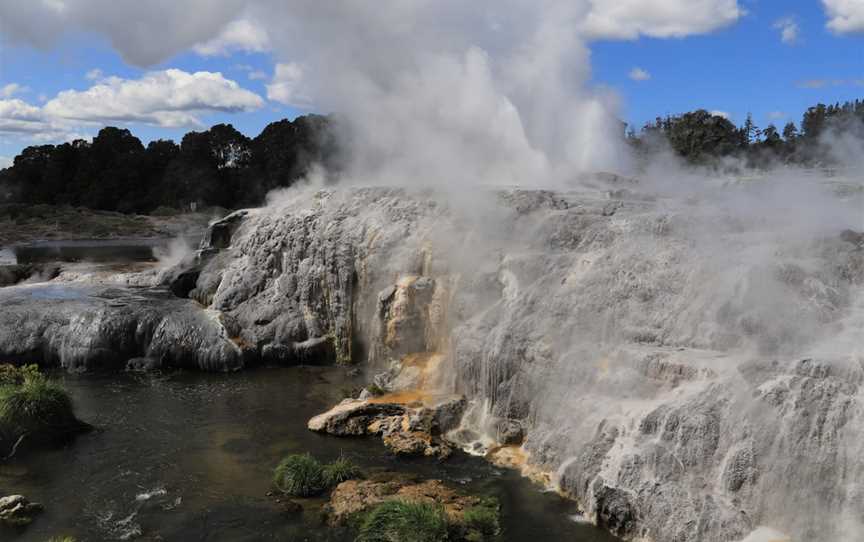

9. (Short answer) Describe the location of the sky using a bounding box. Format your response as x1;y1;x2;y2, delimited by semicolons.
0;0;862;169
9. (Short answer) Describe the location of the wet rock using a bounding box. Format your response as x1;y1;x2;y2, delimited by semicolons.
308;399;405;436
0;495;43;527
590;482;636;538
169;268;201;298
495;419;525;445
0;264;60;287
310;395;462;459
125;357;162;372
0;284;243;372
326;476;481;526
200;209;251;251
430;396;467;434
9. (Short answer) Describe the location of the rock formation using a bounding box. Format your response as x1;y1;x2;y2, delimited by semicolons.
1;183;862;541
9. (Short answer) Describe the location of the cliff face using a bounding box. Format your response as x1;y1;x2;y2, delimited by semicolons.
1;184;862;541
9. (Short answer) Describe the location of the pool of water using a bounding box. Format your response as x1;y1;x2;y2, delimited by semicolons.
6;237;199;266
0;367;619;541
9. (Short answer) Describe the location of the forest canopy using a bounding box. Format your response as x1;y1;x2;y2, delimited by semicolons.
0;114;338;214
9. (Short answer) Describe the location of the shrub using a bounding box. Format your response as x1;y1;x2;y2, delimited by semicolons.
0;365;80;455
322;455;363;487
273;454;326;497
356;500;449;542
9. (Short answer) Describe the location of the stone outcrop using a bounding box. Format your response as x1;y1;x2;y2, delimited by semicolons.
326;475;483;526
309;394;466;459
0;284;243;371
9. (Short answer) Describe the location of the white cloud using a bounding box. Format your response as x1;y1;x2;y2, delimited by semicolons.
0;69;263;145
1;83;29;98
43;69;264;128
628;67;651;81
0;0;751;183
0;1;747;67
773;16;799;44
85;68;104;81
194;18;270;56
0;98;50;133
0;156;12;170
822;0;864;34
248;70;268;81
710;110;731;119
582;0;744;39
266;63;312;108
767;111;787;121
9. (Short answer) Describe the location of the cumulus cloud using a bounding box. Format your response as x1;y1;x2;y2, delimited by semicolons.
822;0;864;34
194;18;270;56
266;63;312;108
0;83;29;98
42;69;263;128
774;16;800;44
710;110;731;119
629;67;651;81
0;99;51;133
0;69;263;144
581;0;744;39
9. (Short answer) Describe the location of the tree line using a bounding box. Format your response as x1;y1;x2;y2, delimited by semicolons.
0;114;338;214
628;99;864;168
1;98;862;215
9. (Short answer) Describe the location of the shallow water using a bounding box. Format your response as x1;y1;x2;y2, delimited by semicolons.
1;368;619;541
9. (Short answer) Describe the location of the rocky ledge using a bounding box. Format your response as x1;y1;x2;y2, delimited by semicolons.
326;474;485;525
309;394;466;459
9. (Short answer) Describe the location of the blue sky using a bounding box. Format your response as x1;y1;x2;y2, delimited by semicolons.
0;0;862;166
594;0;864;130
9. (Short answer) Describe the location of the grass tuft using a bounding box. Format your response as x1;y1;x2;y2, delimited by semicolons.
273;454;326;497
462;498;501;541
356;500;449;542
0;365;80;455
322;455;363;487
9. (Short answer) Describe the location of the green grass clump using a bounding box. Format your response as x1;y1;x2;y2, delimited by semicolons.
0;365;80;454
322;455;363;487
273;454;326;497
356;500;449;542
461;498;501;541
273;453;364;497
